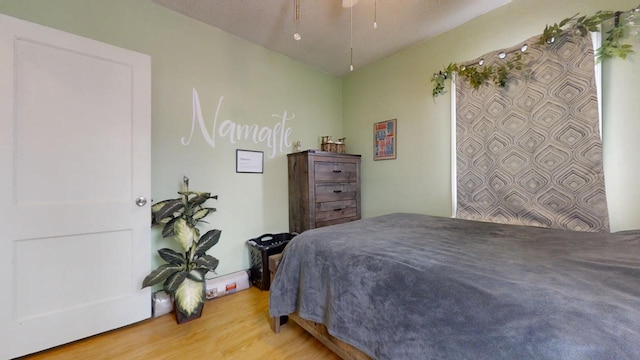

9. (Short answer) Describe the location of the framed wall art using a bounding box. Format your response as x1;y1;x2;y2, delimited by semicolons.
236;149;264;173
373;118;397;160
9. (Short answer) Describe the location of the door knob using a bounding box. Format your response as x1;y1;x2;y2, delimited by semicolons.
135;196;147;207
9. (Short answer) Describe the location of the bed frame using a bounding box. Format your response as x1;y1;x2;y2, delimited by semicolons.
270;314;371;360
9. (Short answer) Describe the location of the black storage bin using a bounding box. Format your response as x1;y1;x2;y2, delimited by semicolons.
247;233;295;290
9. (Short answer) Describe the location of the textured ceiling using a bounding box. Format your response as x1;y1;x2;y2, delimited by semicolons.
154;0;511;77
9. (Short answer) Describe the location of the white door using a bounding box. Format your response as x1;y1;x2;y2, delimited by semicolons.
0;15;151;359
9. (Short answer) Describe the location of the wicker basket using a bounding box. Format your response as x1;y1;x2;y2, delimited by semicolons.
321;142;337;152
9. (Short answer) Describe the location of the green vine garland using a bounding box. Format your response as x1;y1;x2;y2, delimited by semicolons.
431;5;639;98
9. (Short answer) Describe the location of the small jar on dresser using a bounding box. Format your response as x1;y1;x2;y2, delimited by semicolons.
287;150;361;234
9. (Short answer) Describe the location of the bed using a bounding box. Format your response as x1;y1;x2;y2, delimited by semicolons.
269;213;640;360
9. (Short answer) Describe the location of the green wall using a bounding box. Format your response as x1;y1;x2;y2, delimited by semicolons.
342;0;640;231
0;0;343;276
2;0;637;283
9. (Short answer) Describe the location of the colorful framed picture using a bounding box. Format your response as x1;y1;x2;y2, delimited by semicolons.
373;119;397;160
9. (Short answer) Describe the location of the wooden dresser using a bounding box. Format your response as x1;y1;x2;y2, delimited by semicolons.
288;150;361;233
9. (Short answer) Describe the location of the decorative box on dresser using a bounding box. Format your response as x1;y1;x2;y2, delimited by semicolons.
288;150;361;234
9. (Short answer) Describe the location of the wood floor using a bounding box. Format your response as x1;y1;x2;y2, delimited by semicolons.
20;287;340;360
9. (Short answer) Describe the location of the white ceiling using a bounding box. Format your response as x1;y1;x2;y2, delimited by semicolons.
153;0;511;78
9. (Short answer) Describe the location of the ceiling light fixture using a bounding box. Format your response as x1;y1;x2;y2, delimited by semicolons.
293;0;301;41
373;0;378;29
292;0;366;72
350;4;354;71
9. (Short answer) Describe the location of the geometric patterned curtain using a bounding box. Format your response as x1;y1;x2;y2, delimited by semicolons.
456;32;610;232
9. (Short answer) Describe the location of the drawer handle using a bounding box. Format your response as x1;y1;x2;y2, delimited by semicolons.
333;208;343;212
332;170;342;173
333;190;342;193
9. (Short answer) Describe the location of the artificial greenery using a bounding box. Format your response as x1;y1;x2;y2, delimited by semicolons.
539;10;635;61
431;64;456;97
431;53;524;97
597;23;634;61
431;5;639;97
142;178;221;320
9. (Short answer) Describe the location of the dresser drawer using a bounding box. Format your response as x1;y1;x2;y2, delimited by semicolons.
315;183;358;202
314;161;357;182
316;216;358;228
315;200;358;223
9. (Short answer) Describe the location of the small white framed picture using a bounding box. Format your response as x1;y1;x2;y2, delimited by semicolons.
236;149;264;174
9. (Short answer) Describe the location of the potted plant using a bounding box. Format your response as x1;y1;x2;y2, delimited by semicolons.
142;177;221;323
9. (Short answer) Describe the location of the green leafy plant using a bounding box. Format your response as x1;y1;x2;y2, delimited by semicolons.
539;11;615;45
495;52;524;86
431;63;457;96
431;53;524;96
431;5;639;97
597;24;634;61
460;65;492;89
142;178;221;321
538;9;634;62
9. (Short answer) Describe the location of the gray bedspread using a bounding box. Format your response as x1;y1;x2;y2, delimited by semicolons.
269;213;640;360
